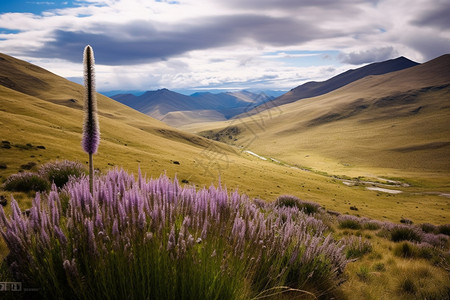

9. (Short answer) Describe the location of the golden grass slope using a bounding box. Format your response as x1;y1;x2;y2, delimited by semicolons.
198;54;450;179
160;110;226;127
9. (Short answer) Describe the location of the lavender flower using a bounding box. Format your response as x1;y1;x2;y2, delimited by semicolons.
0;168;350;298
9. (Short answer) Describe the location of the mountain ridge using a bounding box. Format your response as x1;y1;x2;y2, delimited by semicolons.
239;56;419;117
111;88;273;125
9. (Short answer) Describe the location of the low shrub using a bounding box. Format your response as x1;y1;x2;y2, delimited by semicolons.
422;233;449;248
3;172;50;192
393;240;446;264
1;141;11;149
20;161;37;170
338;215;362;230
416;243;441;261
438;224;450;236
400;217;413;225
274;195;321;215
38;160;86;188
388;224;422;243
252;198;267;209
274;194;299;208
420;223;438;234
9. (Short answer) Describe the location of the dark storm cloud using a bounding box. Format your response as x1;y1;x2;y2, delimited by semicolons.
412;4;450;30
339;47;398;65
28;15;329;65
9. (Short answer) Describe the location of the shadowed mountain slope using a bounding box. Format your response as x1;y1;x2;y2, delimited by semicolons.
241;56;419;117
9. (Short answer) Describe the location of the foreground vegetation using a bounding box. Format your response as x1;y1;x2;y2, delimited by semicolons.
1;167;348;299
0;163;449;299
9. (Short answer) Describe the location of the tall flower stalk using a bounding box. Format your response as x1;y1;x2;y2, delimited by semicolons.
81;45;100;194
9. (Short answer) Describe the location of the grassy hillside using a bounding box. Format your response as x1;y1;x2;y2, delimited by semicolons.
198;55;450;178
0;52;448;227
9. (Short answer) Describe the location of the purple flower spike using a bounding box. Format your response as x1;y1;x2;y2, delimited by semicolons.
82;45;100;155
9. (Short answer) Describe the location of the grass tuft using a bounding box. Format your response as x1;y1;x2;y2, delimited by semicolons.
393;242;418;258
344;236;373;259
399;277;417;294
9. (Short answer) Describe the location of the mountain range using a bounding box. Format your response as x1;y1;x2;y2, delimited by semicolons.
112;56;419;127
111;89;274;126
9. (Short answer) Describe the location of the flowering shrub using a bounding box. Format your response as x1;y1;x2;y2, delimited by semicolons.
0;168;347;299
421;233;449;248
3;160;85;193
39;160;86;188
3;172;50;192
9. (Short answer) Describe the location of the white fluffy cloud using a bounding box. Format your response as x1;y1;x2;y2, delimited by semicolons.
0;0;448;91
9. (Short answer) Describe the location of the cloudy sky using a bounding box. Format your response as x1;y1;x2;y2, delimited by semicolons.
0;0;449;93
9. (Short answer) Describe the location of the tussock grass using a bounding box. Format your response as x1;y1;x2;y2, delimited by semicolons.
3;172;49;192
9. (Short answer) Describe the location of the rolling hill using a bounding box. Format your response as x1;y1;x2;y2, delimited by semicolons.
241;56;419;117
199;54;450;179
0;52;266;194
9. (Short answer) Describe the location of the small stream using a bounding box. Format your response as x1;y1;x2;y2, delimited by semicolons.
242;149;449;198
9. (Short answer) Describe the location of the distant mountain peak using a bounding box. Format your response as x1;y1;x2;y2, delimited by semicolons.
110;88;275;125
